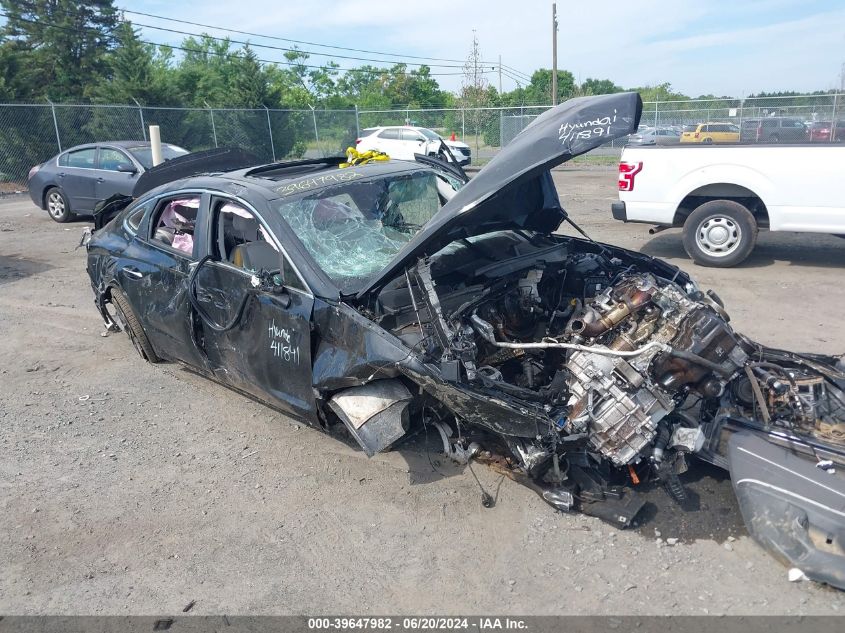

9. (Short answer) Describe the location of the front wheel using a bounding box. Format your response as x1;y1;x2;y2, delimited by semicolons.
45;187;73;223
682;200;758;267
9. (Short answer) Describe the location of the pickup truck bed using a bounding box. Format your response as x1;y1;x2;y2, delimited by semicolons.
614;144;845;266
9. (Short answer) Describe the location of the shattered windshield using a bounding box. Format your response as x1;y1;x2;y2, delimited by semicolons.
273;170;455;292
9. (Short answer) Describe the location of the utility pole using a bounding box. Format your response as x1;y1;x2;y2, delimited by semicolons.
551;3;558;105
498;54;502;94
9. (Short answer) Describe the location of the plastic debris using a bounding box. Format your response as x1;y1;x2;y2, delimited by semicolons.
788;568;808;582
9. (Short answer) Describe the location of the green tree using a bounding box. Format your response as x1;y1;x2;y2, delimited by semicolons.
0;0;118;101
580;77;623;96
518;69;576;104
93;21;165;105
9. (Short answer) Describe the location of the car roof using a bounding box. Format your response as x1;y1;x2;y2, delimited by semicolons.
150;157;436;202
62;140;179;151
372;125;433;131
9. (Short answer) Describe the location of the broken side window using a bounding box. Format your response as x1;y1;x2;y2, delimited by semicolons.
150;195;201;258
126;199;153;233
211;199;306;292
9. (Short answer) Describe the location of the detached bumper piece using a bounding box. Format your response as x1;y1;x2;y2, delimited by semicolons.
328;380;411;457
728;432;845;589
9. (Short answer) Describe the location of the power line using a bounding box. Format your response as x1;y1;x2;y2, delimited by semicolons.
0;11;496;77
124;19;473;69
501;64;532;81
119;7;516;69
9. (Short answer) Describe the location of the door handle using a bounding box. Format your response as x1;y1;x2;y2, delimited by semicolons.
57;172;65;178
121;266;144;279
96;177;105;183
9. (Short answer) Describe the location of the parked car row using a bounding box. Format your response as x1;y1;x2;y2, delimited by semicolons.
631;117;845;146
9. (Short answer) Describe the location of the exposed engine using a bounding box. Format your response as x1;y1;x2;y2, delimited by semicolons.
373;238;845;519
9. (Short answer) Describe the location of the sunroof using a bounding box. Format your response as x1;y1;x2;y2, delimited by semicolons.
245;157;345;181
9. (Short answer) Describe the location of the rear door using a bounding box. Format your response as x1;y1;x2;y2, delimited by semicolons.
95;146;140;201
191;196;317;423
119;191;209;368
57;147;99;211
373;128;405;158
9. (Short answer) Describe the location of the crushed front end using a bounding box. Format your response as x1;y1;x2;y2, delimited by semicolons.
357;232;845;586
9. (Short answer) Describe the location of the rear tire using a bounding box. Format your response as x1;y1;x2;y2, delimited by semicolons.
45;187;73;223
110;288;160;363
682;200;758;267
702;137;713;144
769;134;780;143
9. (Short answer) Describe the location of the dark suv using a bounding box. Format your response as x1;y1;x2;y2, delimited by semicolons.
740;117;808;143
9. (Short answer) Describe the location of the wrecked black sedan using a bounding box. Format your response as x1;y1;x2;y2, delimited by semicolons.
86;92;845;589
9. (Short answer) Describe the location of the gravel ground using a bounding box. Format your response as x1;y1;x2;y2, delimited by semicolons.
1;170;844;615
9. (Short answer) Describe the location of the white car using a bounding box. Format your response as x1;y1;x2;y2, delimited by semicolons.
613;144;845;266
356;126;471;165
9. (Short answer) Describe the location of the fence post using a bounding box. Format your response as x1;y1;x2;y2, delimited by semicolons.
204;101;218;147
461;108;465;138
653;94;659;128
831;94;839;143
264;105;276;162
132;98;147;141
309;105;320;156
46;98;61;152
354;104;360;138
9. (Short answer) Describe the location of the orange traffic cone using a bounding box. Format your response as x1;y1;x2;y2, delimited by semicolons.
450;132;456;141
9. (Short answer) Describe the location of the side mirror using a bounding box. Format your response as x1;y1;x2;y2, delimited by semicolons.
116;163;137;174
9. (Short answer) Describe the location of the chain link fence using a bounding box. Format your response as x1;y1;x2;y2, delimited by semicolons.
1;93;842;190
0;103;359;189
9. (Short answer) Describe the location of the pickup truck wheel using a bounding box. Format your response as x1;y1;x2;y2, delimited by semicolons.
682;200;758;267
702;137;713;144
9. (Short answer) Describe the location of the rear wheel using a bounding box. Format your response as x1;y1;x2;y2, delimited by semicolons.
45;187;73;223
702;137;713;144
769;134;780;143
110;288;160;363
682;200;758;267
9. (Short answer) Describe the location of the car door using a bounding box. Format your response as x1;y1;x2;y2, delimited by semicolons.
119;191;210;369
57;147;99;211
96;146;140;201
401;129;429;156
190;196;317;423
373;128;405;158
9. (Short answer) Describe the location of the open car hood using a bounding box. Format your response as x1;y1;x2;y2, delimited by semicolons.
133;147;260;198
357;92;642;297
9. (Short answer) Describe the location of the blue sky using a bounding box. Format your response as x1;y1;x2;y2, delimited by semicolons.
69;1;845;96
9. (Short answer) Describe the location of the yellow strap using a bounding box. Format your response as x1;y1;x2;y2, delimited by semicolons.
339;147;390;168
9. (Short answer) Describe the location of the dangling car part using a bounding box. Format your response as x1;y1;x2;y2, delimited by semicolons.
84;92;845;590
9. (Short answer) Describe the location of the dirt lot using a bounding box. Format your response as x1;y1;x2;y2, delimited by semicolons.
1;170;844;615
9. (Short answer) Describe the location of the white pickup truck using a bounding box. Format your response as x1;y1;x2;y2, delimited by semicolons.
612;145;845;266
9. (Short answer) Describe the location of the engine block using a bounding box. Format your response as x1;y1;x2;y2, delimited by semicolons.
566;349;674;465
